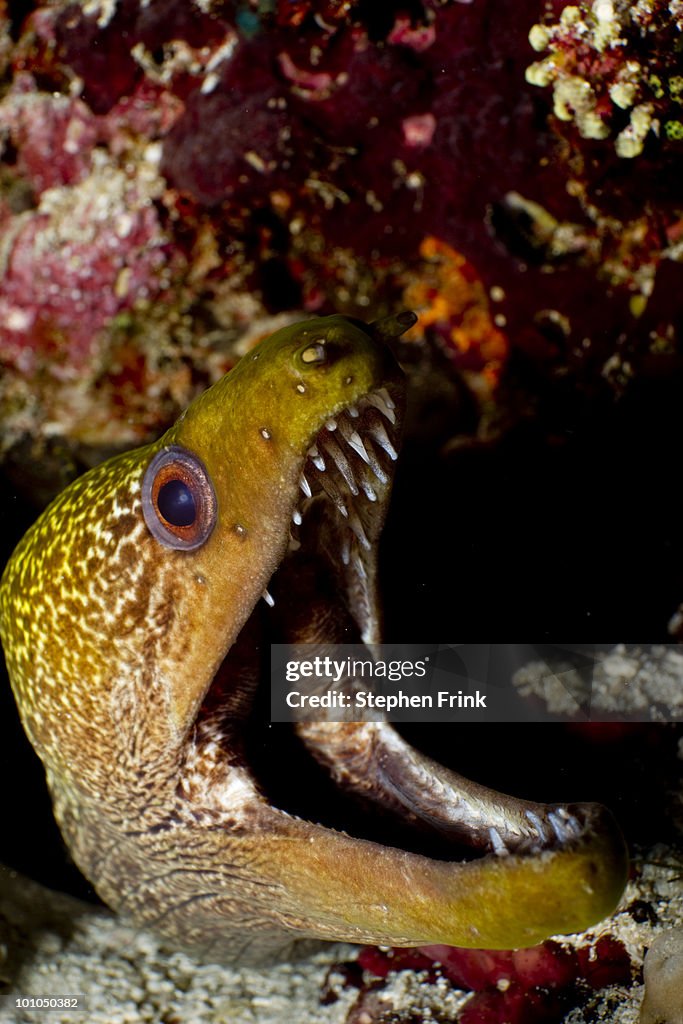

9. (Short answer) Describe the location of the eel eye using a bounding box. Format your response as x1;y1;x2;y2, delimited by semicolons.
300;341;327;365
141;446;217;551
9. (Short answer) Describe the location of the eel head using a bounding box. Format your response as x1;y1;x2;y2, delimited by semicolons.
0;314;628;963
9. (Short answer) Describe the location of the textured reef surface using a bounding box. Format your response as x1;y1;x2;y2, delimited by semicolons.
1;2;683;1022
1;0;682;494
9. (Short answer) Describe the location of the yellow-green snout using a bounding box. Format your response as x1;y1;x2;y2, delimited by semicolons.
171;315;399;521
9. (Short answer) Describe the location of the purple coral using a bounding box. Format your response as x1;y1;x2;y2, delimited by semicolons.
0;76;97;195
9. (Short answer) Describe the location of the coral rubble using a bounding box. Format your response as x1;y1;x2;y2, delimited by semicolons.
640;928;683;1024
526;1;683;159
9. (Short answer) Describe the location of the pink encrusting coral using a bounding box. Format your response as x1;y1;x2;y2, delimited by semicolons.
0;71;186;378
0;9;227;465
0;154;182;376
0;77;97;195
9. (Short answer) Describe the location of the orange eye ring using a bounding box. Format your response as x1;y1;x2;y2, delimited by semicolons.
141;446;217;551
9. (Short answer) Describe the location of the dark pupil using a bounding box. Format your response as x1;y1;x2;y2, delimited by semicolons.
157;479;196;527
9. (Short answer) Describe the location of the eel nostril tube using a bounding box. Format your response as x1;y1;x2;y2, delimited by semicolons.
300;342;327;365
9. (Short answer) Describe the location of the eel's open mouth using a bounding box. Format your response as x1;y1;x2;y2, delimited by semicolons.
190;325;624;906
150;313;630;958
0;310;629;961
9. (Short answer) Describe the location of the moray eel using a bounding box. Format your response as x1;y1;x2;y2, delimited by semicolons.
0;314;627;963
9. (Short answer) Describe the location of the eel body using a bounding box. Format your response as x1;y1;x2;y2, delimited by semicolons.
0;315;627;963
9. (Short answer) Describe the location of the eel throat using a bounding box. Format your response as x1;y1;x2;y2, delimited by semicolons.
0;314;628;963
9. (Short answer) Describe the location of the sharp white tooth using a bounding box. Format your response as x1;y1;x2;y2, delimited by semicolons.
352;552;367;579
341;534;351;565
555;807;581;833
489;827;508;856
349;432;371;463
299;474;312;498
348;511;371;550
348;405;360;418
338;420;371;465
378;386;396;410
365;443;389;484
308;444;325;470
565;816;581;837
262;589;275;607
525;810;548;843
335;497;349;518
366;393;396;425
292;509;302;526
360;478;377;502
321;436;359;495
325;418;337;432
369;421;398;461
548;812;568;844
320;474;348;517
552;808;581;838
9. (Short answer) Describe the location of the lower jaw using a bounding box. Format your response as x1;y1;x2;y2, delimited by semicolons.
198;596;611;870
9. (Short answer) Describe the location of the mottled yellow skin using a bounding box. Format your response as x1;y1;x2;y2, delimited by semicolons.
0;316;628;963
